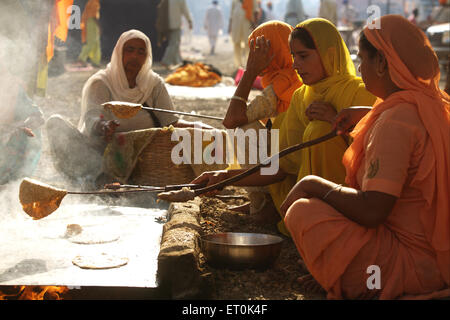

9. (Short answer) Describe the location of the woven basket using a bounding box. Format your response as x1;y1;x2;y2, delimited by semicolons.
129;127;231;187
129;128;196;187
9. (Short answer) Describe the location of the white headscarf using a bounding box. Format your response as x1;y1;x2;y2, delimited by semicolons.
78;29;160;130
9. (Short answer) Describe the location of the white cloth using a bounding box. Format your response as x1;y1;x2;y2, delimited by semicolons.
168;0;193;30
204;4;224;38
78;29;177;134
265;9;277;21
319;0;337;25
230;0;257;42
284;0;306;27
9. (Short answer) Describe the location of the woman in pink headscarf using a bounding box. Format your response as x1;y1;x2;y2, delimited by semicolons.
282;15;450;299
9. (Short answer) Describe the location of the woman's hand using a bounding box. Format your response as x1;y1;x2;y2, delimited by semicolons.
96;119;120;142
333;107;372;135
246;36;274;77
305;101;337;124
190;170;230;196
280;179;311;216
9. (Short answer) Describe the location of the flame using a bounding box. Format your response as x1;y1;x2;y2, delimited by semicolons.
0;286;69;300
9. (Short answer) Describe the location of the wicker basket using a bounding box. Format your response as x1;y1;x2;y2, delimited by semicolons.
129;128;196;187
128;127;231;187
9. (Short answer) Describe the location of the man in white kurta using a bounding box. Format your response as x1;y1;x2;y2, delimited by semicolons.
161;0;193;67
319;0;337;25
204;0;224;55
229;0;258;69
284;0;306;27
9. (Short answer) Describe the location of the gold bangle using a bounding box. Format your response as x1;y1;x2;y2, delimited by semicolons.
231;95;248;103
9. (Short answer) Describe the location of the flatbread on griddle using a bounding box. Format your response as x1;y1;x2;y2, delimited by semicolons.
68;229;120;244
72;253;128;270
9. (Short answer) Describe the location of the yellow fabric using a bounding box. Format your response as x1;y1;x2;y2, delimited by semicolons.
78;18;101;65
268;18;376;235
81;0;100;43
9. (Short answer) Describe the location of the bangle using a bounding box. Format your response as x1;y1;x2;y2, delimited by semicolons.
322;184;342;201
231;95;247;104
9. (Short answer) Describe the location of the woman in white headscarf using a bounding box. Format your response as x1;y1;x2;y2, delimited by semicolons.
47;30;209;183
78;29;205;140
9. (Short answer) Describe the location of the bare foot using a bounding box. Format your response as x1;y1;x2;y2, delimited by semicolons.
297;274;327;295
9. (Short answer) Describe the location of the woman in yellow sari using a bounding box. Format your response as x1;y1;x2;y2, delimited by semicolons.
192;18;375;234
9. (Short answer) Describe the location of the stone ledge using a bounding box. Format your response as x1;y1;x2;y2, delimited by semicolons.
157;199;211;299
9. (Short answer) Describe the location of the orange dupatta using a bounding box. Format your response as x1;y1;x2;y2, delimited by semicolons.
248;21;302;113
47;0;73;62
342;15;450;285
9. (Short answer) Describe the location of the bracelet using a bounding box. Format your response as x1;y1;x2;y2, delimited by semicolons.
231;95;248;103
322;184;342;201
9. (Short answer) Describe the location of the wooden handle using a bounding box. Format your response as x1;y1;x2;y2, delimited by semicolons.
193;130;338;196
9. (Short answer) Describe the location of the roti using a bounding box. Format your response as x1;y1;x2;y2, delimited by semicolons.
72;253;128;270
68;230;120;244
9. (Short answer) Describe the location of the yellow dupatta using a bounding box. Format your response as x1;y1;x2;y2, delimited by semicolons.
269;18;376;234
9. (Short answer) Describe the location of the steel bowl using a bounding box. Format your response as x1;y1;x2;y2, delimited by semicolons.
201;232;284;270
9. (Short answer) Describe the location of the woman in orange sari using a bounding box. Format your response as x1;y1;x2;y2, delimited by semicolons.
282;15;450;299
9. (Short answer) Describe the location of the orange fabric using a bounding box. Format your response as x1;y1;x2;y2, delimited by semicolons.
285;15;450;299
248;21;302;113
242;0;254;23
343;15;450;286
81;0;100;43
164;63;222;87
46;0;73;62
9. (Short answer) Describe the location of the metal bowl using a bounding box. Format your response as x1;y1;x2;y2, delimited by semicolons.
201;232;284;270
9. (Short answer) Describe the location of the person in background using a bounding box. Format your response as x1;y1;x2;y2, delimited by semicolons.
283;15;450;299
340;0;357;27
408;8;419;25
319;0;337;25
161;0;193;69
78;0;102;67
229;0;259;69
265;1;277;21
284;0;306;27
204;0;225;55
255;0;266;26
